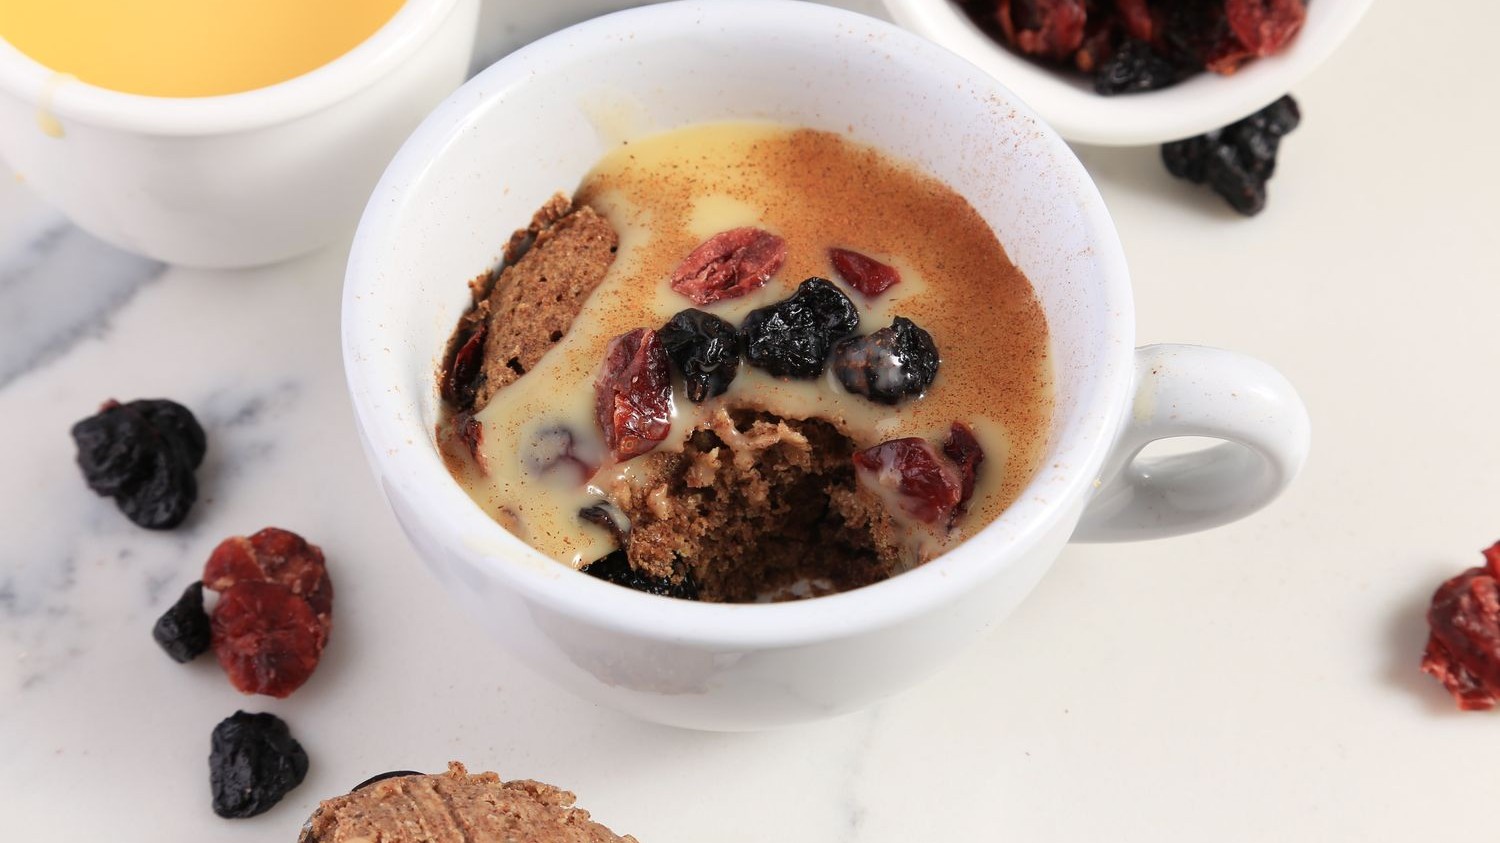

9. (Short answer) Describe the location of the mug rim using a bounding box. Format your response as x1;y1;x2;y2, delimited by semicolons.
0;0;462;136
343;0;1136;649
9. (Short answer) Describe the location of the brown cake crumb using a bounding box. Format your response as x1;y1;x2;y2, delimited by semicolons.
299;762;636;843
444;194;618;413
604;407;908;602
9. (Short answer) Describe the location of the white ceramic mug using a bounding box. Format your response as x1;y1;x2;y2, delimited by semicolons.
0;0;479;268
343;0;1311;731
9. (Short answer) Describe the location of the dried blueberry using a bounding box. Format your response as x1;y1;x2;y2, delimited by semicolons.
209;711;308;819
71;398;205;530
1161;95;1300;216
581;550;699;600
352;770;425;791
153;581;211;663
833;317;940;405
1094;39;1183;95
659;309;740;402
740;278;860;379
579;503;630;550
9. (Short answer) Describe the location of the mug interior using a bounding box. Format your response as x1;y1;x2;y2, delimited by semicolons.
344;0;1134;645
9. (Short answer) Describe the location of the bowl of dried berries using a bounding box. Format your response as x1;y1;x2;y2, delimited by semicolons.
883;0;1372;145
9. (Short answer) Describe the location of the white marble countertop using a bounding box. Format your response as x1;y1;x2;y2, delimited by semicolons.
4;1;1498;840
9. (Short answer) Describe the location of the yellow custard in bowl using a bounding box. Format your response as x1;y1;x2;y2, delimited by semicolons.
0;0;406;97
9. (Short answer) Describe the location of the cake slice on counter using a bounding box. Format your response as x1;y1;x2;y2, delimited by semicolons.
299;762;636;842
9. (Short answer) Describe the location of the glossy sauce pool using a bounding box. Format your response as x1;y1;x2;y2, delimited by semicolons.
445;122;1053;574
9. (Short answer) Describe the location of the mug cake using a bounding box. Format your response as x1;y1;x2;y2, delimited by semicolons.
437;122;1053;602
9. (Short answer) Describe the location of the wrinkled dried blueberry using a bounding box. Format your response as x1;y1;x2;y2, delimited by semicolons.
579;503;630;550
153;581;212;663
1162;95;1300;216
209;711;308;819
659;309;740;402
581;550;699;600
833;317;940;405
1094;39;1183;95
352;770;425;791
740;278;859;379
71;398;205;530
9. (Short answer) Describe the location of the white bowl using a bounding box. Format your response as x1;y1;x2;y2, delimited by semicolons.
344;0;1310;730
882;0;1373;145
0;0;479;267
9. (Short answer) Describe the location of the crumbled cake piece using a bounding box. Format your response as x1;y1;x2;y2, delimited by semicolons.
299;762;636;843
446;194;618;413
602;407;907;602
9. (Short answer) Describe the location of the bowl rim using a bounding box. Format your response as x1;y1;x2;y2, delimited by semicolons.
881;0;1374;145
0;0;464;136
343;0;1136;649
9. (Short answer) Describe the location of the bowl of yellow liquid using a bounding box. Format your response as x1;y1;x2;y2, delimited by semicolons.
0;0;479;267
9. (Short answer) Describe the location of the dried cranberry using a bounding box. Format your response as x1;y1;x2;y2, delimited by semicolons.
833;317;941;405
659;309;741;402
209;711;308;818
995;0;1087;60
943;422;986;509
581;550;699;600
1115;0;1155;42
853;438;963;524
455;410;485;469
204;528;333;624
152;581;212;663
829;248;901;298
670;227;786;305
1421;542;1500;711
71;398;205;529
594;328;673;461
1225;0;1306;58
442;326;487;410
741;278;860;379
523;425;600;483
211;581;325;698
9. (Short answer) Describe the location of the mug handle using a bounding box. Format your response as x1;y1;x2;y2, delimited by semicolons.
1072;344;1311;542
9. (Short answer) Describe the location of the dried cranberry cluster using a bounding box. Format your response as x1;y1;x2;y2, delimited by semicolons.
964;0;1308;94
595;231;942;463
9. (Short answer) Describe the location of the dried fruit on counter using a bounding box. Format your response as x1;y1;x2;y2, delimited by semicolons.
833;317;941;405
594;328;673;461
203;527;333;698
153;581;213;663
71;398;206;529
210;711;309;819
670;227;787;305
829;247;901;298
1161;94;1300;216
659;308;741;402
741;277;860;379
1421;542;1500;711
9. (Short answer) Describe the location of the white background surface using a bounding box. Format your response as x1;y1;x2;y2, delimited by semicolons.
3;0;1497;840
